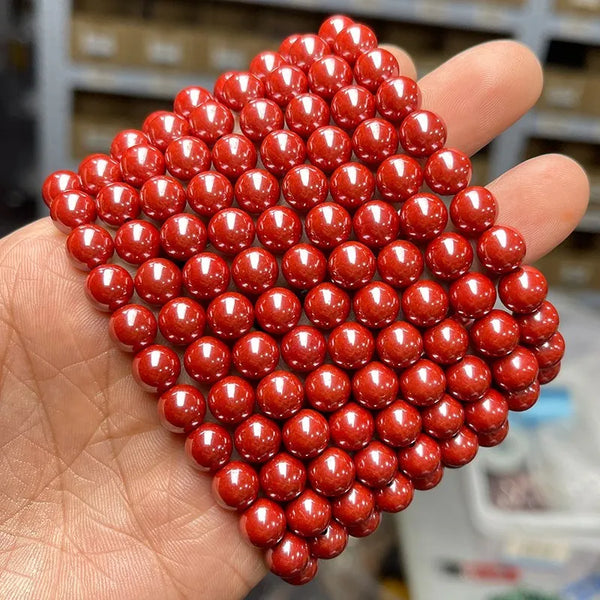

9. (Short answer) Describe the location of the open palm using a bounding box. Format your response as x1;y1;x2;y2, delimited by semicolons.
0;41;589;600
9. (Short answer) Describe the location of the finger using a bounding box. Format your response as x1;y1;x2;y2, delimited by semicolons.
489;154;589;262
380;44;418;80
419;40;543;156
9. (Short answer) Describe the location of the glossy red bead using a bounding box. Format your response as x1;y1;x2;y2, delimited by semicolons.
353;48;398;92
266;533;310;579
332;482;375;528
234;169;279;214
329;162;375;210
290;34;330;72
538;362;561;384
286;489;332;537
305;364;351;413
160;213;207;262
158;297;205;346
330;84;376;130
516;300;559;346
66;224;114;271
308;55;353;100
353;119;398;167
282;409;330;460
346;508;381;538
281;326;327;373
374;472;414;513
260;129;306;177
398;433;441;479
305;203;352;250
477;225;526;275
173;85;213;118
478;420;510;447
249;51;285;83
376;400;422;448
424;148;472;195
532;331;565;368
208;208;255;255
376;76;421;123
425;232;474;281
375;155;423;203
85;264;134;312
450;186;497;236
285;93;330;138
50;190;97;233
449;272;497;319
240;498;286;549
165;136;210;181
329;402;374;451
402;280;449;327
208;376;255;425
423;318;469;365
284;556;319;586
279;34;301;60
212;461;259;511
158;384;206;433
464;389;509;435
308;447;355;497
42;170;81;208
412;464;444;491
182;252;230;301
333;23;377;65
260;452;307;502
352;362;398;411
377;240;423;289
353;201;400;249
187;171;234;217
139;176;186;222
308;520;348;559
255;287;302;335
399;110;447;157
120;144;166;187
212;134;257;180
256;370;304;421
114;220;160;265
354;441;398;488
134;258;181;306
184;336;231;385
376;321;423;370
499;266;548;314
109;304;157;353
319;15;354;45
265;65;308;106
505;379;540;411
282;243;327;289
240;98;284;142
234;414;281;464
188;100;234;145
328;322;375;370
398;192;448;242
307;125;352;173
353;281;399;329
221;72;265;112
132;344;180;394
328;241;376;290
304;282;351;330
446;355;492;402
232;331;280;380
78;153;122;195
185;422;232;472
471;309;520;358
282;164;329;211
493;346;539;392
399;359;446;407
144;112;189;151
231;247;278;296
440;427;479;468
421;394;464;440
256;206;303;253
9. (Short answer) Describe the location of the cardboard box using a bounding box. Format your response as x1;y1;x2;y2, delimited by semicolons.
201;28;273;74
73;0;144;17
152;0;199;24
72;115;130;159
582;75;600;116
538;68;587;112
381;23;440;56
556;0;600;14
443;30;497;59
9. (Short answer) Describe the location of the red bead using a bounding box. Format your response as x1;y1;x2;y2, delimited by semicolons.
208;375;255;425
374;472;414;513
232;331;280;379
260;129;306;177
333;23;377;65
66;224;114;271
231;247;278;296
139;176;185;222
255;287;302;335
332;482;375;528
283;556;318;586
211;133;257;180
134;258;181;306
376;321;423;370
260;452;306;502
307;125;352;174
538;362;561;384
354;441;398;488
328;322;375;370
398;193;448;242
160;213;207;262
282;164;329;211
375;155;423;203
282;243;327;289
464;389;509;435
221;72;265;112
184;336;231;385
120;144;166;187
158;297;205;346
377;240;423;289
516;300;559;346
282;409;330;460
144;112;189;151
328;241;376;290
182;252;230;301
141;110;170;131
85;264;133;312
471;309;520;358
412;464;444;490
50;190;96;233
399;359;446;407
499;266;547;314
165;136;211;181
532;331;565;368
449;272;497;319
188;100;234;145
440;426;479;468
505;379;540;411
346;508;381;538
421;394;464;440
132;344;180;394
446;355;492;402
422;318;468;365
158;384;206;434
279;34;302;60
173;85;213;118
240;498;286;549
308;520;348;559
78;153;122;195
478;420;510;447
213;71;238;103
308;447;355;497
285;93;330;139
353;281;399;329
425;232;473;281
249;51;285;83
304;283;351;331
424;148;472;195
212;461;259;511
265;65;308;106
256;206;302;254
308;55;353;100
234;414;281;464
114;220;160;265
240;98;284;142
353;201;399;248
329;162;375;210
187;171;234;217
305;203;352;250
281;326;327;372
493;346;539;391
353;119;398;167
256;370;304;420
329;402;374;451
399;110;446;158
305;364;351;413
290;34;330;72
208;208;255;255
398;433;441;479
450;186;497;237
266;533;310;579
319;15;354;44
185;422;232;472
376;400;422;447
354;48;399;92
376;76;421;124
402;280;449;327
330;84;376;130
42;170;81;208
109;304;157;353
352;362;398;411
234;169;279;215
478;225;526;275
286;489;332;537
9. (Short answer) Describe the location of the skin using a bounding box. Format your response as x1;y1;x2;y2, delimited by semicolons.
0;41;589;599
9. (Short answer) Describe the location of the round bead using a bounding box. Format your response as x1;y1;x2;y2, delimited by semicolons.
159;214;207;263
304;283;351;330
376;76;421;123
471;309;520;358
114;220;160;265
182;252;230;301
319;15;354;45
281;326;327;373
499;266;548;314
412;465;444;491
449;272;497;319
234;414;281;464
374;472;414;513
377;240;423;289
493;346;539;391
376;322;423;370
307;125;352;173
532;331;565;368
184;336;231;385
255;287;302;335
282;243;327;289
305;364;351;413
284;557;319;586
260;129;306;177
305;203;352;250
240;98;284;142
505;379;540;411
50;190;97;233
265;65;309;106
78;154;122;195
211;133;257;180
332;482;375;528
421;394;464;440
328;322;375;370
376;400;422;448
256;370;304;421
42;170;81;208
308;55;353;100
290;34;330;72
308;520;348;559
109;304;157;353
464;389;509;435
212;461;259;511
141;110;169;131
260;452;306;502
234;169;279;214
402;280;449;327
285;93;330;138
282;164;329;211
134;258;181;306
354;441;398;488
328;241;376;290
398;433;441;479
333;23;377;65
207;376;255;426
187;171;234;218
66;224;114;271
220;72;265;111
477;225;526;275
120;144;166;187
139;176;186;222
539;362;561;384
352;362;398;411
158;384;206;434
286;489;332;537
85;264;133;312
266;533;310;580
231;247;279;295
375;155;423;203
353;201;400;249
173;85;213;118
282;409;330;460
423;318;469;365
249;51;285;83
425;232;474;281
308;447;355;497
165;136;210;181
331;85;376;131
440;427;479;468
158;297;205;346
329;402;374;451
353;119;398;167
446;355;492;402
450;186;497;236
399;359;446;407
399;110;447;157
256;206;303;253
185;422;232;472
424;148;472;195
279;34;302;60
478;420;510;447
232;332;280;380
143;112;189;151
353;281;399;329
398;192;448;242
188;101;234;145
516;300;559;346
240;498;286;549
354;48;399;92
330;162;376;211
208;208;255;255
95;182;140;227
132;344;180;394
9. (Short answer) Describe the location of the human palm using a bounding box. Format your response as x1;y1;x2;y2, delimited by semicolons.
0;41;589;600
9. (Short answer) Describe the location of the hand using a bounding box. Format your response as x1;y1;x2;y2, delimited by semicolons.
0;41;588;600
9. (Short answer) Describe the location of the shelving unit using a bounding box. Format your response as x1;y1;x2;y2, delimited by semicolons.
35;0;600;230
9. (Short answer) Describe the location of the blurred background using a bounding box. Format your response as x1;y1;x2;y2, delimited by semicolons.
3;0;600;598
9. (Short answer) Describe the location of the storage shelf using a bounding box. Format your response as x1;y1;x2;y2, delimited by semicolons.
577;210;600;233
529;111;600;144
551;13;600;44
